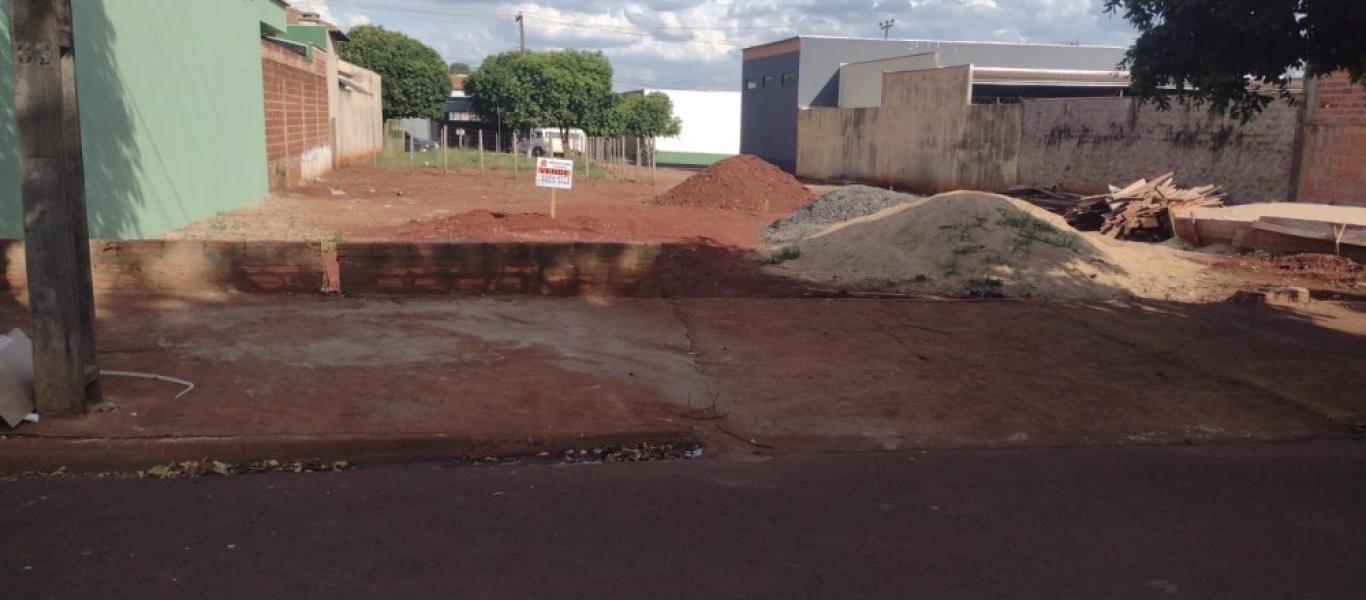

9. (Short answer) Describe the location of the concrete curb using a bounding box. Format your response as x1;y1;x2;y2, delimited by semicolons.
0;428;702;474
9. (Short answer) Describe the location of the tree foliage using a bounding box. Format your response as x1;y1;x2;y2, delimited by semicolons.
465;50;615;134
449;62;471;75
619;92;683;138
338;25;450;120
1104;0;1366;120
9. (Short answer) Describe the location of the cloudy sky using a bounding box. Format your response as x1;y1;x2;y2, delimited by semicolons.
290;0;1137;91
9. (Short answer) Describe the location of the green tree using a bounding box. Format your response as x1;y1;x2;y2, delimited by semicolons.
620;92;682;139
449;62;471;75
338;25;450;120
465;50;614;138
1104;0;1366;120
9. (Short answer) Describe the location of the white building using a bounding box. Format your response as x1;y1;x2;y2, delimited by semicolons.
630;88;741;164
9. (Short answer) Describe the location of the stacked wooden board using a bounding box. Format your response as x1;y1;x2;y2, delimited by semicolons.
1009;174;1225;242
1084;174;1226;241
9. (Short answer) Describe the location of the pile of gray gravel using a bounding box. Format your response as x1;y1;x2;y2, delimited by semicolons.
762;185;921;244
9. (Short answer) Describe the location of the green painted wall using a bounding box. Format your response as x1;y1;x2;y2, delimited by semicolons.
0;0;288;239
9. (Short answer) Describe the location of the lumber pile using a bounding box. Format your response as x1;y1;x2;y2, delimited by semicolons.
1005;184;1084;215
1065;173;1225;242
1008;174;1226;241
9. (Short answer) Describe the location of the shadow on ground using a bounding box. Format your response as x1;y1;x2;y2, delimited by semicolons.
0;286;1361;463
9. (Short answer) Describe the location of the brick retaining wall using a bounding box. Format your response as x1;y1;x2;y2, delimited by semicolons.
0;240;661;298
336;242;661;296
0;240;326;293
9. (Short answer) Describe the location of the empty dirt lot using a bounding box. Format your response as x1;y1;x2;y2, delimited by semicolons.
165;165;807;247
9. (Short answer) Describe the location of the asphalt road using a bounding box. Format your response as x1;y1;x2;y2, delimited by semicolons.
2;442;1363;599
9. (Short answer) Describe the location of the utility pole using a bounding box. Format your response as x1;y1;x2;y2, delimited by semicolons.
879;18;896;39
7;0;101;415
516;12;525;54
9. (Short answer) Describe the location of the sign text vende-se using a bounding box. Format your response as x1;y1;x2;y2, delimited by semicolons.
535;158;574;190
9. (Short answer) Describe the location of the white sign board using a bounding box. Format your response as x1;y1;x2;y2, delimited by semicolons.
534;158;574;190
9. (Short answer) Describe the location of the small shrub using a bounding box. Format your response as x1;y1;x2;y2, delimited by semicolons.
762;245;801;265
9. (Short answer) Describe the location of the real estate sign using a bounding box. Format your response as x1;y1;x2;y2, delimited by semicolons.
534;158;574;190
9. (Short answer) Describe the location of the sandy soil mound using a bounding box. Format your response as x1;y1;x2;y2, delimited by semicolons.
651;155;811;212
764;185;921;244
399;210;611;241
766;190;1219;301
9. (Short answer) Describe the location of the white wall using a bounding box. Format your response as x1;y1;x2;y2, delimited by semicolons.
646;89;741;155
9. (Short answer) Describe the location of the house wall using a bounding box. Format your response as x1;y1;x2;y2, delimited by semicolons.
335;60;384;166
0;0;285;239
838;52;939;108
1296;72;1366;206
1019;97;1302;203
796;66;1021;193
262;39;331;189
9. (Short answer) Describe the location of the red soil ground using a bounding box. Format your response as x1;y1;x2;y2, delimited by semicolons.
167;163;815;248
1209;252;1366;299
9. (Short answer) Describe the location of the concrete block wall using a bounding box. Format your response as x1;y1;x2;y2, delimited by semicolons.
1296;72;1366;207
335;60;384;166
1019;97;1301;203
262;40;332;190
797;66;1021;193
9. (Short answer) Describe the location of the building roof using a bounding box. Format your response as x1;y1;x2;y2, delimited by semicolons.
743;35;1126;53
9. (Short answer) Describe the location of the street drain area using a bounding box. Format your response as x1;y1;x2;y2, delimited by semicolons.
455;441;705;468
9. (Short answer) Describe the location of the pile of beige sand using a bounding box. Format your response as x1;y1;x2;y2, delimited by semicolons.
765;191;1220;300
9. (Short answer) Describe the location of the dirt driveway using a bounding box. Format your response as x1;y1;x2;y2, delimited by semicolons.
3;292;1361;466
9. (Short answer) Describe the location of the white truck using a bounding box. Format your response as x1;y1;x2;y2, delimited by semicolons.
517;127;587;157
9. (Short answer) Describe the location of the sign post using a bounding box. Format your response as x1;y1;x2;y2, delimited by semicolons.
534;157;573;219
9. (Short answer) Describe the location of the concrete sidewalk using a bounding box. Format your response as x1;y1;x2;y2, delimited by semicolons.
1;293;1363;471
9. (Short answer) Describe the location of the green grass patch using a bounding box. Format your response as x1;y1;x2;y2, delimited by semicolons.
655;151;733;166
370;147;613;179
995;208;1080;254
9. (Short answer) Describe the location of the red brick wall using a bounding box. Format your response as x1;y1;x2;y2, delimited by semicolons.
1296;72;1366;206
262;40;331;190
1;240;661;298
337;243;661;297
1;240;327;294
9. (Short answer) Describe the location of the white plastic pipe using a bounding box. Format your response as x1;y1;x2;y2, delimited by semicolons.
101;370;195;400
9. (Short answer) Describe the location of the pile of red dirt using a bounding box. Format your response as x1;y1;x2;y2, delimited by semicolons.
1211;252;1365;296
1269;253;1364;275
399;210;612;242
651;155;811;213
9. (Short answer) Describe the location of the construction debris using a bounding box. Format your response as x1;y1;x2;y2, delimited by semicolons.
1004;184;1084;214
1075;174;1225;242
1010;174;1225;242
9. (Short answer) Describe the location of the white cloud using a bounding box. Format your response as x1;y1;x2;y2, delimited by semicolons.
292;0;1136;90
